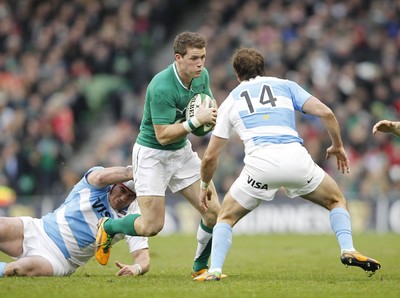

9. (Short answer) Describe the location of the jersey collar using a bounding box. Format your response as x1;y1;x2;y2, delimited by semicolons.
173;62;191;90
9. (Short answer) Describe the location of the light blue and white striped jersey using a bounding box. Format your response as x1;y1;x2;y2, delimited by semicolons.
213;76;312;155
42;166;147;266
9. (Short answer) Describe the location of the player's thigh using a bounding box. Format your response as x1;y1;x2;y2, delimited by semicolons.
137;196;166;225
301;173;347;210
132;144;169;196
4;256;53;277
0;217;24;256
179;180;220;215
180;181;220;228
135;196;166;235
204;181;221;212
218;191;252;227
169;142;202;193
19;217;77;276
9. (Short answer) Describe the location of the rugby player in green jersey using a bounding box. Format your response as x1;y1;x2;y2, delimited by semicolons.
95;31;221;278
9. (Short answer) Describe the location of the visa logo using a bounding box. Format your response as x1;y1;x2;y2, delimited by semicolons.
92;197;112;217
247;176;268;190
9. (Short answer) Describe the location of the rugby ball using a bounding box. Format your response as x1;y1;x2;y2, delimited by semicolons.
185;93;215;137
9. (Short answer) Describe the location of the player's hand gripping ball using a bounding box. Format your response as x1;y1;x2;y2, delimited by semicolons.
185;93;215;137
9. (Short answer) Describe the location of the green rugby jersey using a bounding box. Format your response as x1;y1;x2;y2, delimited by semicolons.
137;63;213;150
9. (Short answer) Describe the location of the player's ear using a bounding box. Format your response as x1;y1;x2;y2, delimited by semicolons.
175;53;183;62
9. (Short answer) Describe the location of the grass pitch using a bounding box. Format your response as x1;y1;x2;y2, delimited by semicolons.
1;233;399;298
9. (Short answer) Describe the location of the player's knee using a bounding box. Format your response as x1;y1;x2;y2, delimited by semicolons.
328;193;347;210
141;221;163;236
202;208;219;227
337;197;348;209
4;264;27;277
143;228;161;237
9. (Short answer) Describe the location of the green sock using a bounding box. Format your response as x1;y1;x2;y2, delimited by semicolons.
104;214;140;236
193;220;213;272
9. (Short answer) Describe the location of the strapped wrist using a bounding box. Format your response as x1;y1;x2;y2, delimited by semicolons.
190;116;201;128
200;180;209;189
183;117;201;133
183;120;192;132
134;263;142;276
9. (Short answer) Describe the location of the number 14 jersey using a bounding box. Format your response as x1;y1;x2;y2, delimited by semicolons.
213;76;312;155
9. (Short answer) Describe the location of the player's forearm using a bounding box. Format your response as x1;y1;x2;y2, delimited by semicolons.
201;158;218;184
131;250;150;275
155;123;189;146
92;166;133;188
320;113;344;148
201;136;227;184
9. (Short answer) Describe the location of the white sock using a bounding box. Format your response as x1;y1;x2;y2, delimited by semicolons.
0;262;7;277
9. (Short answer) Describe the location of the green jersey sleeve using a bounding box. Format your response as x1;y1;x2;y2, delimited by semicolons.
150;91;177;125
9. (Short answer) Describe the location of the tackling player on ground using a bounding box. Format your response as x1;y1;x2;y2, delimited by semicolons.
194;47;381;281
0;166;149;277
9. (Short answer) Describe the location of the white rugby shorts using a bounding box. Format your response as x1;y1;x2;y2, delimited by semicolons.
132;142;201;196
18;216;79;276
230;142;325;210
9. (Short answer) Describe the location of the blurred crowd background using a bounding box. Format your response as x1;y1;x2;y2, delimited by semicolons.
1;0;400;207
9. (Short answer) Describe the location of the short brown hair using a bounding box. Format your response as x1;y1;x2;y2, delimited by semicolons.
173;31;207;57
232;48;265;81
